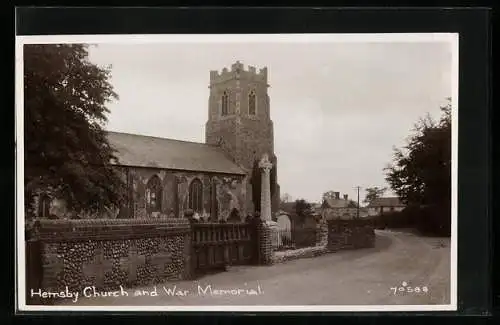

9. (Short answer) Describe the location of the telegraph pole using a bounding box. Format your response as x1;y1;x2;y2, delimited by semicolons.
355;186;361;219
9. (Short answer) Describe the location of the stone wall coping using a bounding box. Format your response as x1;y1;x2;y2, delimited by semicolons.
191;222;252;228
30;218;191;242
34;218;190;227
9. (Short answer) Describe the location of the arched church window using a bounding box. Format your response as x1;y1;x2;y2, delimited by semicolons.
38;194;51;218
221;90;229;116
189;178;203;213
248;90;256;115
146;175;162;212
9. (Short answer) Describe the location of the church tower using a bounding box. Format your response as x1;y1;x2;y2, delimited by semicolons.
205;61;280;215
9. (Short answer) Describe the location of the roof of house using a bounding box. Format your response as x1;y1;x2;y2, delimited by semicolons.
323;198;350;209
367;197;405;208
107;131;246;175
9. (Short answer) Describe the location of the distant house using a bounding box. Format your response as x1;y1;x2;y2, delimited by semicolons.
322;194;350;209
367;197;405;216
321;192;369;219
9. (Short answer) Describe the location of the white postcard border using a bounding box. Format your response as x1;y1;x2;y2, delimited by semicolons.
15;33;459;312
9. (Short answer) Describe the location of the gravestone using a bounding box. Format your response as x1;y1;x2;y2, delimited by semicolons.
277;214;292;244
267;220;279;250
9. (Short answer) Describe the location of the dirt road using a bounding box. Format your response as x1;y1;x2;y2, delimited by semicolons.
57;230;451;306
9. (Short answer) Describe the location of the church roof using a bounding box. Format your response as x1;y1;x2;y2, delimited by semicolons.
107;131;246;175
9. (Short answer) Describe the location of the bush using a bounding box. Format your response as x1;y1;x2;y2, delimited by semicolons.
416;205;451;236
370;205;450;237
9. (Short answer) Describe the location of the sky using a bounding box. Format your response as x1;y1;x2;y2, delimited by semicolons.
86;36;454;204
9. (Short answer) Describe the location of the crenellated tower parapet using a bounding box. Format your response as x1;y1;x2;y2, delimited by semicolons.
209;61;268;87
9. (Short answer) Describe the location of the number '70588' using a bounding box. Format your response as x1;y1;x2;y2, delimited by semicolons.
390;282;429;295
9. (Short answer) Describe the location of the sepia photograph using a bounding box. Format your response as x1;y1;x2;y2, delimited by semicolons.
16;33;458;312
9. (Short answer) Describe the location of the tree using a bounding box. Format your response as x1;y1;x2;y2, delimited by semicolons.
294;199;313;224
24;44;126;215
363;187;387;205
347;200;359;208
384;99;451;235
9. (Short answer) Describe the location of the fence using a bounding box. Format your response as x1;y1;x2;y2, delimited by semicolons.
191;222;256;276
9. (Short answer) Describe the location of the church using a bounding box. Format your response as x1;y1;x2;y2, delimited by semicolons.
106;61;280;222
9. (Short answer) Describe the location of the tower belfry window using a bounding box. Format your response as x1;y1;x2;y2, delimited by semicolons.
248;90;256;115
221;90;229;116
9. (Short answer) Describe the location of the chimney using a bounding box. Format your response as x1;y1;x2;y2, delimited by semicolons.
335;192;340;199
343;194;348;201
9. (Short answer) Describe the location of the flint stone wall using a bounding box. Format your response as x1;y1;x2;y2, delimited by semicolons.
256;219;273;265
327;219;375;251
316;222;329;246
272;220;375;265
29;218;191;295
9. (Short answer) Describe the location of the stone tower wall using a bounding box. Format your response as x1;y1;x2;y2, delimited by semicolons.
205;61;279;214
